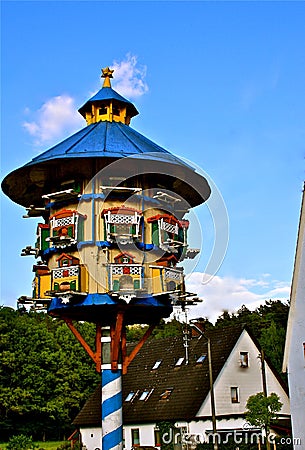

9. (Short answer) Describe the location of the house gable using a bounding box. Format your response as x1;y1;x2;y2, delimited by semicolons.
197;329;290;418
74;326;290;428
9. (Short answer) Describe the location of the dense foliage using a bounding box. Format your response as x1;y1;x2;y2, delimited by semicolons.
6;434;36;450
0;299;289;441
0;307;99;441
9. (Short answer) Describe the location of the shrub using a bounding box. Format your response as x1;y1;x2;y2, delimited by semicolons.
7;434;37;450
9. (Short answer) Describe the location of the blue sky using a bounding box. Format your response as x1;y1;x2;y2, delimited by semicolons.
1;1;305;321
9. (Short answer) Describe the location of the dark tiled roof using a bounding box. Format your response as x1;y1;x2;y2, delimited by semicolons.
74;325;244;426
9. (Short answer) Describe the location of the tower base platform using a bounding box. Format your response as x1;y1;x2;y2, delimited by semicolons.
48;292;173;325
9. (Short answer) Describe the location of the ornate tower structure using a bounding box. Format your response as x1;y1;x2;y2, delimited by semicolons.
2;68;211;450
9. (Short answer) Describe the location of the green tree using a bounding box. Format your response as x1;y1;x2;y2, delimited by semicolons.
259;320;286;374
0;308;99;441
245;392;283;450
157;421;174;450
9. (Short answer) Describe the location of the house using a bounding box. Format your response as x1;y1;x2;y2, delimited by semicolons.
283;186;305;448
74;325;290;450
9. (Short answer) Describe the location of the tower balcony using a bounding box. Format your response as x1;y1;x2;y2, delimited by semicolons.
108;263;144;293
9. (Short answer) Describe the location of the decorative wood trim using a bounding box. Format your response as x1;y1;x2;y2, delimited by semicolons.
64;318;100;370
122;324;156;374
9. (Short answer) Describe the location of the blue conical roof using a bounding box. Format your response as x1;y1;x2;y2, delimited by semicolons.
78;86;138;118
25;120;182;166
2;75;211;209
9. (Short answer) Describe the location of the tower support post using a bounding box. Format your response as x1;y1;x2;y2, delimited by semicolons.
101;326;123;450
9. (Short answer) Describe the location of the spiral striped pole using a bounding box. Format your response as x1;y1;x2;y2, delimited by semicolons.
101;327;123;450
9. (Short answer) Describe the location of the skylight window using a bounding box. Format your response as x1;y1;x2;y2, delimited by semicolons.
139;389;154;401
175;357;184;367
125;391;136;402
160;388;173;400
196;355;207;363
152;360;162;370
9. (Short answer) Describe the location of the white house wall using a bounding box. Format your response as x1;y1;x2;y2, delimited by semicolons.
80;426;102;450
197;330;290;417
283;188;305;449
123;418;258;450
124;424;155;449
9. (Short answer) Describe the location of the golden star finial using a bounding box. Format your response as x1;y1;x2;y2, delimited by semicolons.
101;67;114;87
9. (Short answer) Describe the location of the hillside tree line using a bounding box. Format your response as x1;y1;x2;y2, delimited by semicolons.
0;299;289;441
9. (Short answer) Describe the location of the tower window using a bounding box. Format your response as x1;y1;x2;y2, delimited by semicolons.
99;106;107;115
113;106;120;116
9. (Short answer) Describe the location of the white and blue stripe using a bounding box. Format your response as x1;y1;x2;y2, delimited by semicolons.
101;369;123;450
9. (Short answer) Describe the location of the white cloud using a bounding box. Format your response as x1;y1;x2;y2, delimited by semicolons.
23;95;84;147
111;53;148;99
23;54;148;146
182;272;290;323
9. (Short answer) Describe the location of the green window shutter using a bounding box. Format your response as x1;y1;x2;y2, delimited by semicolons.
74;182;81;193
42;229;50;250
70;280;77;290
178;228;184;242
78;220;84;242
54;283;59;291
67;226;73;237
113;280;120;291
152;222;159;245
134;279;140;289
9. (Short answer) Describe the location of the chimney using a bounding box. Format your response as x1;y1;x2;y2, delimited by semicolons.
191;318;207;338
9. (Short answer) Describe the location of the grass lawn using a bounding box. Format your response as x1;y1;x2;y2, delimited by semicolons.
0;442;68;450
36;442;68;449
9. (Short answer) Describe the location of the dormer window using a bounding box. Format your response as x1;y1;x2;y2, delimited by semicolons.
114;252;135;265
56;253;80;268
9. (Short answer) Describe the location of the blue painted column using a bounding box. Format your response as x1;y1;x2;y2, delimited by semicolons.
101;327;123;450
